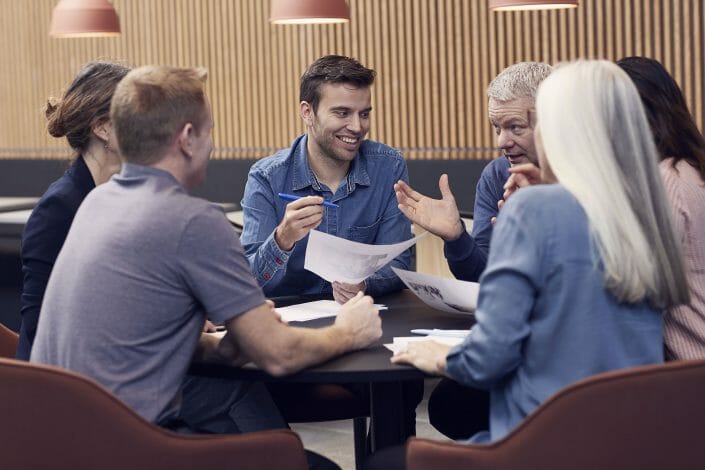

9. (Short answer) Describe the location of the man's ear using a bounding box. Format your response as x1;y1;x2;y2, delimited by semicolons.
178;123;195;158
300;101;314;128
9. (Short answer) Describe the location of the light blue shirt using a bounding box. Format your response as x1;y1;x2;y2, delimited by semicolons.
241;134;412;297
446;184;663;443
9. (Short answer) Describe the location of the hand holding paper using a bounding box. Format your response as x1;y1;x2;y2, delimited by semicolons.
333;281;366;304
304;230;427;284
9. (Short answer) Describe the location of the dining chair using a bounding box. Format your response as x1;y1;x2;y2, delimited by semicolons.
0;358;308;470
0;322;18;358
406;359;705;470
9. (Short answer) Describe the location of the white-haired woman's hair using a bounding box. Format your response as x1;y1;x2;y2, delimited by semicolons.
536;60;688;309
487;62;553;101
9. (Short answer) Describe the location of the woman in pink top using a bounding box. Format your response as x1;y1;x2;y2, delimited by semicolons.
618;57;705;359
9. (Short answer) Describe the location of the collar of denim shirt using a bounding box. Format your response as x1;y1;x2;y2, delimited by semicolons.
289;134;371;196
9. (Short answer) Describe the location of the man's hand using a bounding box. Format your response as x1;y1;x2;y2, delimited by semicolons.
334;291;382;350
217;302;279;367
503;163;542;201
274;196;325;251
395;175;463;241
193;331;251;368
216;331;252;367
203;319;217;332
332;281;366;304
391;340;451;376
491;163;543;225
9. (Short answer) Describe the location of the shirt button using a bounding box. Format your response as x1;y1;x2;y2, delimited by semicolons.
263;273;271;280
275;258;283;265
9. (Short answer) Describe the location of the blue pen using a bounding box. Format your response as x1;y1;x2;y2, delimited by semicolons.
278;193;339;208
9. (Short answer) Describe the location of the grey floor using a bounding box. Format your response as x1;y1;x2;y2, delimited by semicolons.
291;379;451;470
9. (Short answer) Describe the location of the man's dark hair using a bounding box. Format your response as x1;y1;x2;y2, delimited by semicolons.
300;55;375;112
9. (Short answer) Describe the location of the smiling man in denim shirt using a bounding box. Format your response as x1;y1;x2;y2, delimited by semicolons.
241;56;421;442
241;55;412;303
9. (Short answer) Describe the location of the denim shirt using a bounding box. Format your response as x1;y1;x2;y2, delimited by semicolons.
240;134;412;297
444;157;510;282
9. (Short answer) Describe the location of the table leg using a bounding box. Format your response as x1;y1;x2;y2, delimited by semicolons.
369;381;405;452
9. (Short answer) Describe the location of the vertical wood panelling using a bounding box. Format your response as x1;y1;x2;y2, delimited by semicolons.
0;0;703;160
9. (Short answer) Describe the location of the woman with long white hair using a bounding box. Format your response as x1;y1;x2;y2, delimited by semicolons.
366;60;689;469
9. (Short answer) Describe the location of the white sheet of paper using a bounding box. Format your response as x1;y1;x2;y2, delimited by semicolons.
384;335;465;354
204;300;386;332
304;230;427;284
275;300;341;322
392;267;479;315
273;300;386;323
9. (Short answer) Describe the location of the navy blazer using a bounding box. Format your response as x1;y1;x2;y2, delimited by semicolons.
16;156;95;360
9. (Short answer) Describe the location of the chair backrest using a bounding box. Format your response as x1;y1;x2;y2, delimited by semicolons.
0;358;308;470
407;360;705;470
0;323;18;358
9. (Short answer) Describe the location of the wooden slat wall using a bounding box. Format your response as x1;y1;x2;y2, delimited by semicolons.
0;0;703;160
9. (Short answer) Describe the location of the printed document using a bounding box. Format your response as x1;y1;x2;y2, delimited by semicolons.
206;299;387;327
392;267;479;315
274;300;386;323
304;230;427;284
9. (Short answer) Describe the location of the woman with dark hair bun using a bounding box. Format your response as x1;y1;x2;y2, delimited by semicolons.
16;60;130;360
617;56;705;360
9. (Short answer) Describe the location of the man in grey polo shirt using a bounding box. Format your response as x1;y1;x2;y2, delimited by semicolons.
31;66;381;460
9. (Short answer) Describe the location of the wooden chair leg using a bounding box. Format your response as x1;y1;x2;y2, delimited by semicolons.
353;416;368;470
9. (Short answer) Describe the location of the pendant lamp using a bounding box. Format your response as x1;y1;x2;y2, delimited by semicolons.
49;0;120;38
489;0;578;11
270;0;350;24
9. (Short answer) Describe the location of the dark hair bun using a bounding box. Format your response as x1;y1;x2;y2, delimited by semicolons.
45;99;67;138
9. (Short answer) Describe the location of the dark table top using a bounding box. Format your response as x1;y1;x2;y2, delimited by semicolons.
191;289;474;383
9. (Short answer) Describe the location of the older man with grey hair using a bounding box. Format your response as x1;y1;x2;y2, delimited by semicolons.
395;61;552;282
393;62;552;442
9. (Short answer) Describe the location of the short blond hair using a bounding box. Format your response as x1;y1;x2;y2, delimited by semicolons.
111;65;208;165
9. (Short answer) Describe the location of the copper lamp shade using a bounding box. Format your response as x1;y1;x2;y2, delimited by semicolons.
49;0;120;38
490;0;578;11
270;0;350;24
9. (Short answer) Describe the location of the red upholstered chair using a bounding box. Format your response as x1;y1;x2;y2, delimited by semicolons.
0;358;308;470
406;359;705;470
0;322;18;358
